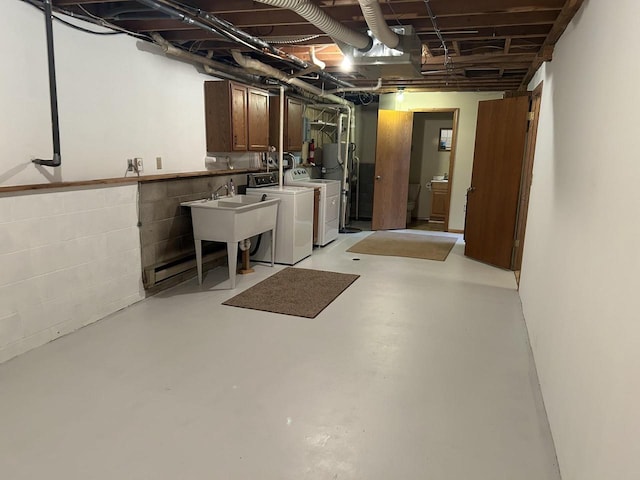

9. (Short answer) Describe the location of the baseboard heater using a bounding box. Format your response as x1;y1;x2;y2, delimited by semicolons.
143;247;227;291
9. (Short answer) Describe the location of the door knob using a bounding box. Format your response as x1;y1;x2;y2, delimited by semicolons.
467;186;476;193
375;175;381;180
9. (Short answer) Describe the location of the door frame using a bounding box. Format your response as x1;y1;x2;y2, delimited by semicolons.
409;108;460;232
513;82;543;281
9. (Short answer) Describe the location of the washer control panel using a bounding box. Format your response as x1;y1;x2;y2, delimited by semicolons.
247;172;278;187
285;168;311;182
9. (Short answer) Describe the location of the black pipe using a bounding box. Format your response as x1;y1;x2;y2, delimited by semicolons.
137;0;354;90
33;0;61;167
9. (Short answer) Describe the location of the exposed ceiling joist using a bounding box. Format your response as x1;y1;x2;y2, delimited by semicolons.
49;0;585;96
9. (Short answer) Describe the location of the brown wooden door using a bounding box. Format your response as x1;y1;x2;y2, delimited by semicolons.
464;96;530;269
230;83;248;151
247;87;269;151
372;110;413;230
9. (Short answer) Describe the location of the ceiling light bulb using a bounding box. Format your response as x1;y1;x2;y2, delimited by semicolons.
341;56;353;72
397;89;404;101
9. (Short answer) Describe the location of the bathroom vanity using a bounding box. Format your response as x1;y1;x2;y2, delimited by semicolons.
430;180;449;222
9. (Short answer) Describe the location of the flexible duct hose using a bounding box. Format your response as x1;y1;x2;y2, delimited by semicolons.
255;0;372;51
358;0;400;49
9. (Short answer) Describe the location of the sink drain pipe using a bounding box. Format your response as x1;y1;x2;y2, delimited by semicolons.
33;0;61;167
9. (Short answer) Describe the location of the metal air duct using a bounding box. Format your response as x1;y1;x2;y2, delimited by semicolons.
340;25;423;79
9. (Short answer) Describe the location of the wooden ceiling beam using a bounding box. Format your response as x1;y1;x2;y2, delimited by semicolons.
425;52;537;65
153;0;565;19
116;11;559;36
518;0;586;89
504;37;513;53
214;10;560;31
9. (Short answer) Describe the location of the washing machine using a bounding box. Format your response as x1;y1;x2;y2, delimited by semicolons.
246;173;314;265
284;168;340;246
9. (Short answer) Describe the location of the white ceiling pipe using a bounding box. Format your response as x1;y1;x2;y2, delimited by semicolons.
309;46;326;70
358;0;400;49
278;86;285;188
255;0;372;51
329;78;382;94
151;33;255;82
231;50;353;107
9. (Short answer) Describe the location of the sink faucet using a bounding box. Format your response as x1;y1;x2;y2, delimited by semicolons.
211;183;229;199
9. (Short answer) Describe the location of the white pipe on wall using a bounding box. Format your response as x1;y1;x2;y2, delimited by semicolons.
279;86;284;188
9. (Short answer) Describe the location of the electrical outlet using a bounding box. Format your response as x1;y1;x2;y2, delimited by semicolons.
156;156;162;169
127;159;134;172
134;157;143;173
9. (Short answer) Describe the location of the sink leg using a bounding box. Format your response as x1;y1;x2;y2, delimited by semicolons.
227;241;238;289
270;227;276;267
195;239;203;285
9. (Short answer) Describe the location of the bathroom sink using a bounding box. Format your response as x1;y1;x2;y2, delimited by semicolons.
181;195;280;288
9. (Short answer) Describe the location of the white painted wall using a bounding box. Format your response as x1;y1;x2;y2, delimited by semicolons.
380;91;503;230
0;2;221;361
1;1;213;187
520;2;640;480
0;185;143;363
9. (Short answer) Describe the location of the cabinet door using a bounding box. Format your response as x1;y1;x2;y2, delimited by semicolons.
269;96;304;151
431;188;448;221
230;83;248;151
205;81;232;152
286;97;303;151
247;88;269;151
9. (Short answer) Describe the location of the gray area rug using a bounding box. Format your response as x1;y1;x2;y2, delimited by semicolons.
222;267;359;318
347;231;457;261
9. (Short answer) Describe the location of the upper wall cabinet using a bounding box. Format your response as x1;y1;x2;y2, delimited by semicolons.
204;81;269;152
247;88;270;151
269;96;304;152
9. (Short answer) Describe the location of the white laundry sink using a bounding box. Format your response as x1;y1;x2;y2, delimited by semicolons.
181;195;279;288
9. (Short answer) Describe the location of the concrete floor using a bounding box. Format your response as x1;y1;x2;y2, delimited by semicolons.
0;229;560;480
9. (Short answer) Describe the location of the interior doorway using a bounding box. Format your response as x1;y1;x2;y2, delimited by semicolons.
407;109;459;232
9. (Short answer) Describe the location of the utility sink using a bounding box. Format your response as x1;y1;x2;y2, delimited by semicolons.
181;195;280;288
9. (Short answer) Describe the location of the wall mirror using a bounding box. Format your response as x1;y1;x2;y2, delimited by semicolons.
438;128;453;151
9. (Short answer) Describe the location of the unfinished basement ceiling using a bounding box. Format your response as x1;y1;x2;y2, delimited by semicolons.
50;0;584;95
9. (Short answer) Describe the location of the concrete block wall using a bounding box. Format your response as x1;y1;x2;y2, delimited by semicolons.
138;173;249;290
0;185;144;363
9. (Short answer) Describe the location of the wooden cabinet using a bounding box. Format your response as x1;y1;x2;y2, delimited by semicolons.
269;96;304;151
204;81;269;152
247;87;270;151
430;181;449;221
